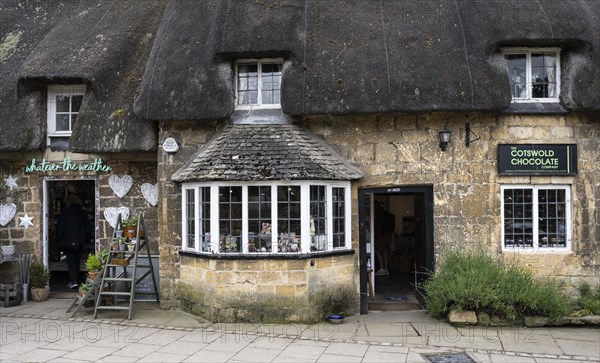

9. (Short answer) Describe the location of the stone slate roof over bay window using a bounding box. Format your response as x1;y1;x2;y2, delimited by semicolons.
171;122;364;182
134;0;600;121
0;0;165;152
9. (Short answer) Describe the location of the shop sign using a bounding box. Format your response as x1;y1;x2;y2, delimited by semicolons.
497;144;577;176
24;158;112;173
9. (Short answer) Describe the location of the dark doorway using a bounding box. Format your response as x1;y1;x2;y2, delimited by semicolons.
45;180;96;293
358;186;434;314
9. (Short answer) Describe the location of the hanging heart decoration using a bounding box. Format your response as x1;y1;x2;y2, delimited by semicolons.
108;175;133;198
141;183;158;206
103;207;130;229
0;203;17;226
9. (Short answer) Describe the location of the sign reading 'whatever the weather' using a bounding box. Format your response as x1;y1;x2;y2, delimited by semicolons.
498;144;577;176
24;158;112;173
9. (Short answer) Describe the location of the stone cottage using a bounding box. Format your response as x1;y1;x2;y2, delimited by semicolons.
1;0;599;323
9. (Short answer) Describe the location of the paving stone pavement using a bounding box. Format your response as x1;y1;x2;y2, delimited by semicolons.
0;298;598;362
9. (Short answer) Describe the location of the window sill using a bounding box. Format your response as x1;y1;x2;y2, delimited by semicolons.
179;248;355;260
502;103;568;114
502;248;573;254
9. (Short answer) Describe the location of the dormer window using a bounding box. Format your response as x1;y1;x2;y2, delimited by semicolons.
47;84;86;149
503;48;560;103
235;59;282;109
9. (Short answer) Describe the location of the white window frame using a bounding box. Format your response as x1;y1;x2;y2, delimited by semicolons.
501;184;571;252
47;84;86;144
181;181;352;254
235;58;283;110
502;47;561;103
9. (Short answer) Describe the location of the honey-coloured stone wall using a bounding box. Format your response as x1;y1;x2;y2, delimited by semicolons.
157;111;600;322
175;253;356;323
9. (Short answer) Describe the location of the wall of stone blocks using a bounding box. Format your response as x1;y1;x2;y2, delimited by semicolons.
156;111;599;319
0;150;158;283
176;254;356;323
298;111;600;290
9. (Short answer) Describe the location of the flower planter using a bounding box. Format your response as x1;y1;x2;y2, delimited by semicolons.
30;287;49;302
112;258;129;266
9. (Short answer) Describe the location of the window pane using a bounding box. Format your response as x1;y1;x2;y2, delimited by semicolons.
261;62;282;104
56;95;70;112
332;187;345;248
503;188;534;248
237;63;259;105
200;187;211;252
219;186;242;252
538;189;566;248
310;186;327;251
71;114;77;128
55;114;70;131
505;54;527;98
186;189;195;249
532;53;557;98
248;186;272;252
72;95;83;111
278;186;301;252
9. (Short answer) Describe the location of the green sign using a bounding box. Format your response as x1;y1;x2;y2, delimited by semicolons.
24;158;112;173
498;144;577;176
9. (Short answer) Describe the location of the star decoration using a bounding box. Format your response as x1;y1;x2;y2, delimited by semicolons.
4;175;18;190
19;213;34;229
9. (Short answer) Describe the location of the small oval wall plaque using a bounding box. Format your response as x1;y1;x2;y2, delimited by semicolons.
162;137;179;153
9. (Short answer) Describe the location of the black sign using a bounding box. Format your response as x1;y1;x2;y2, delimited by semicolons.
498;144;577;176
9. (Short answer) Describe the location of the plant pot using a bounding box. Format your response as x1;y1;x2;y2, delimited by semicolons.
88;271;100;281
112;258;129;266
30;287;49;302
327;315;345;324
123;227;137;239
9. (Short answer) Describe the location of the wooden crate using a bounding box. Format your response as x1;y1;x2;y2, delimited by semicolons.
0;283;21;307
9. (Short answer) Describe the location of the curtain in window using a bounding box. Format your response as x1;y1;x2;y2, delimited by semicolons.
544;54;556;98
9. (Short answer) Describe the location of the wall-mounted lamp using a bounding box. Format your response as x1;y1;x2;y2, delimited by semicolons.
438;128;452;151
465;122;481;148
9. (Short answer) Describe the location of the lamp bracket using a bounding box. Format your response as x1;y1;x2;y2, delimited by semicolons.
465;122;480;148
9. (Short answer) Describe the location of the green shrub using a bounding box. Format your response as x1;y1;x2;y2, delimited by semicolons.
576;282;600;315
424;251;569;321
29;262;50;288
85;253;102;271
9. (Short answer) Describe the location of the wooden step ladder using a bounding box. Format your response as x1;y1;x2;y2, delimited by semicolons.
93;213;159;320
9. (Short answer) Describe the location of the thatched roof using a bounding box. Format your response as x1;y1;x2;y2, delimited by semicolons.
0;0;165;152
135;0;600;120
1;1;599;151
172;117;364;182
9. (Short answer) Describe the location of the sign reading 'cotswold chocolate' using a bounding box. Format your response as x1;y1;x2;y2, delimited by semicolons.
498;144;577;176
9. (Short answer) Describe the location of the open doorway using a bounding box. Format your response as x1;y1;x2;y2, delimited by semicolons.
358;186;433;313
44;179;96;293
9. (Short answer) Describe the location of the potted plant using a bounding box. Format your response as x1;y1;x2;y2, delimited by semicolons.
85;253;102;281
98;248;109;265
78;282;90;296
121;216;139;239
29;262;50;302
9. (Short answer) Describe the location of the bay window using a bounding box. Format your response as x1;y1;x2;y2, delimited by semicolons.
182;182;351;254
501;185;571;250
